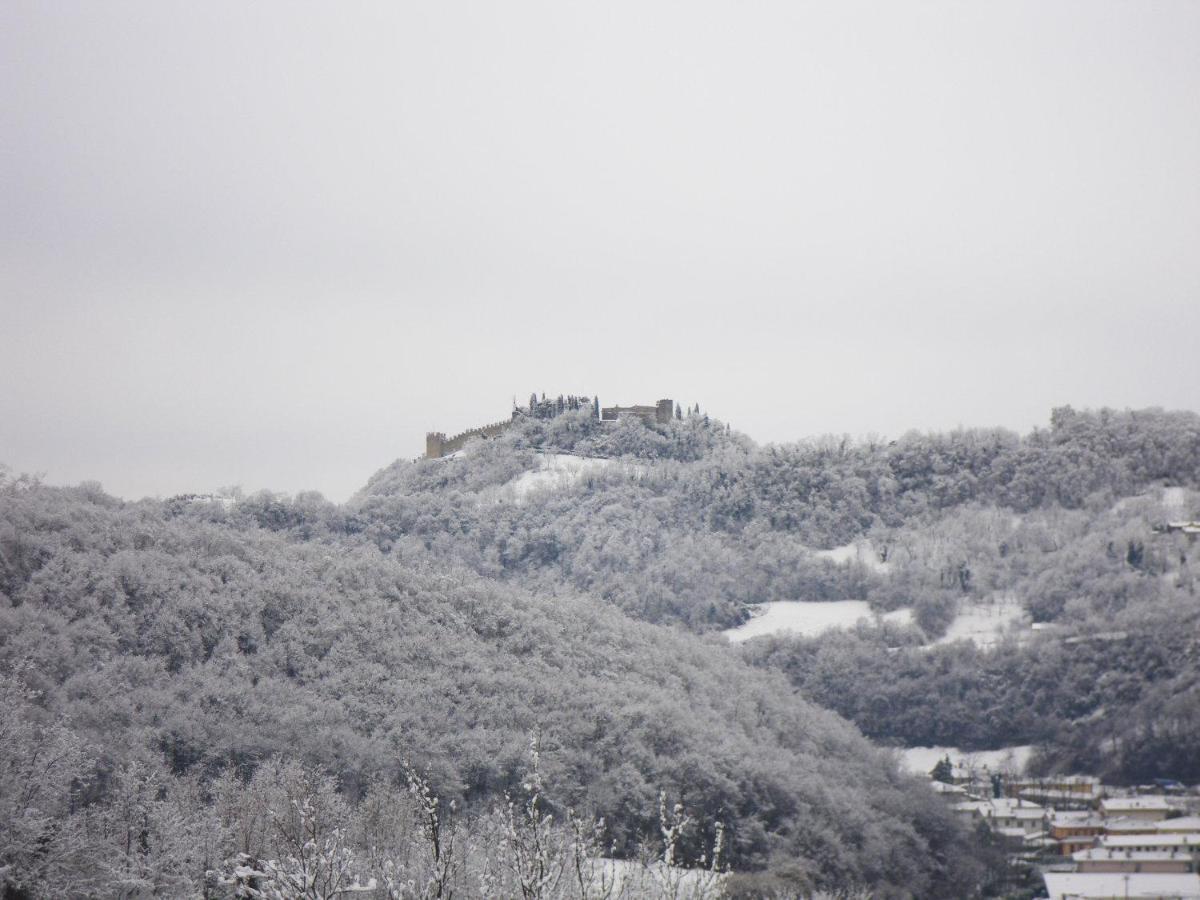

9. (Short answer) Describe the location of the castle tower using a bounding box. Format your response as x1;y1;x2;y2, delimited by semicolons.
425;432;446;459
656;399;674;424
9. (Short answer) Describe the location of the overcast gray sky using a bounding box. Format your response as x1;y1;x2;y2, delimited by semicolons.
3;1;1198;502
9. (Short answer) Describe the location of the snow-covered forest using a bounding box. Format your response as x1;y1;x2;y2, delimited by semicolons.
2;404;1199;897
355;405;1200;785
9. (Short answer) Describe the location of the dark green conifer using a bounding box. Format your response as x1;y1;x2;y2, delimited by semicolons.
931;755;954;784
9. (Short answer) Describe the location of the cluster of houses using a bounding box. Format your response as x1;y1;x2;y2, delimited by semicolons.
926;757;1200;899
1153;520;1200;536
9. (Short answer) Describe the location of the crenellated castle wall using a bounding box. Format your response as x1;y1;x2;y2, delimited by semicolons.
425;418;515;459
425;396;674;458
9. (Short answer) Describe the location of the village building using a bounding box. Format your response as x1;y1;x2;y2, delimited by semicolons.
424;395;676;458
1159;818;1200;835
1097;833;1200;855
984;797;1050;834
1100;797;1179;822
1154;520;1200;536
1105;817;1168;836
1007;775;1101;809
929;780;970;799
1073;847;1196;875
600;399;675;425
925;763;1200;888
1051;811;1108;856
951;799;991;824
1042;871;1200;900
954;797;1049;839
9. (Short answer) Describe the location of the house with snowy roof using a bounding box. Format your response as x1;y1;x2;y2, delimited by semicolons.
1155;520;1200;536
1101;796;1179;822
1098;833;1200;855
955;797;1049;840
1159;818;1200;835
985;797;1050;834
1073;847;1196;875
1105;817;1168;836
1042;871;1200;900
1007;774;1102;809
1051;811;1107;856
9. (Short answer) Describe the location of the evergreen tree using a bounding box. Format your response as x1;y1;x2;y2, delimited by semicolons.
931;755;954;784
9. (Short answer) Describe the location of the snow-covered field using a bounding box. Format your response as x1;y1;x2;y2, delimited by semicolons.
1163;486;1187;512
898;744;1034;777
722;593;1028;647
799;544;1029;648
723;601;912;643
931;594;1029;648
813;541;891;573
597;859;724;897
507;453;619;499
483;453;636;504
1113;485;1193;515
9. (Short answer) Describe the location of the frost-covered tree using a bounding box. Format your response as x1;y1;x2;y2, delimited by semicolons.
0;668;91;897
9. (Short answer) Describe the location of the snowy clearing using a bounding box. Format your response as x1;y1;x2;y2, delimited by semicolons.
722;593;1028;648
898;745;1034;777
508;454;618;499
597;859;724;896
812;541;891;573
723;601;912;643
931;594;1029;649
1163;486;1187;511
481;453;638;504
1113;485;1193;514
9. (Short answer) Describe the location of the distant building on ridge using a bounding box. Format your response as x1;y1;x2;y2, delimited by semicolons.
600;399;674;425
423;394;675;459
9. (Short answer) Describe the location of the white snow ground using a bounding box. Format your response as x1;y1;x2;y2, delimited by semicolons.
507;453;619;499
813;541;891;573
723;601;912;643
722;593;1028;647
930;594;1029;649
1163;486;1187;512
481;453;638;504
899;745;1034;777
597;859;724;896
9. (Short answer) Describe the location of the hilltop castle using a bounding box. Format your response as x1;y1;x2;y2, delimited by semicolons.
424;394;675;459
602;399;675;426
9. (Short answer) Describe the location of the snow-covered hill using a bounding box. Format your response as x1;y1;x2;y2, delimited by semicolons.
480;453;642;504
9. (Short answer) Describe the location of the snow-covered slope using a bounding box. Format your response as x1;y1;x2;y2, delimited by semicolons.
723;594;1031;648
723;601;912;643
898;744;1033;776
930;594;1030;649
812;541;891;573
508;454;620;498
480;453;640;505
